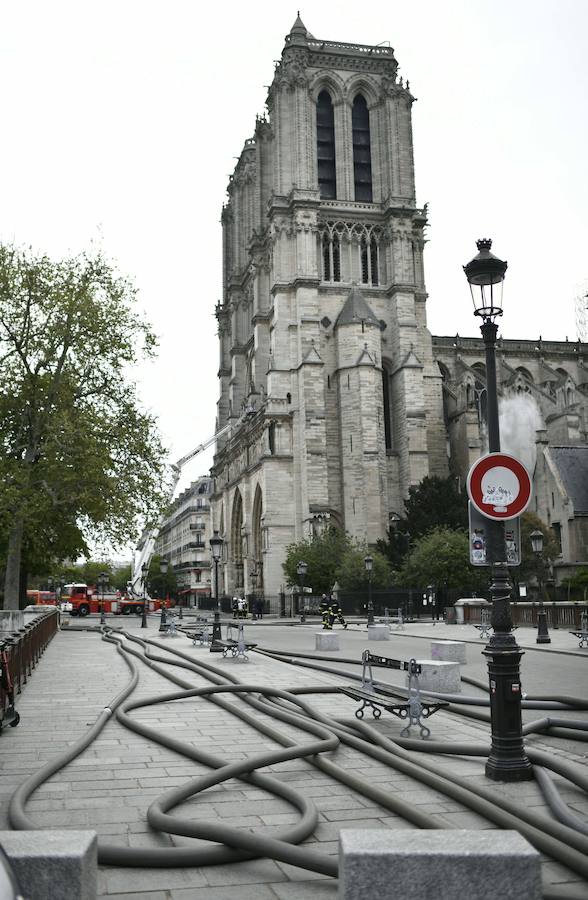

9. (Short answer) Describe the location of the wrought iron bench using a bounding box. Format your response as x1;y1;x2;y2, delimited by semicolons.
570;614;588;648
212;622;257;660
338;650;448;739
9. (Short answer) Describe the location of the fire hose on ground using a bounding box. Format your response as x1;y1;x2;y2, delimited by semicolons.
6;627;588;899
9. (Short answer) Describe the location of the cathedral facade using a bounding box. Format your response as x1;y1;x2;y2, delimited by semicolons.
210;19;588;598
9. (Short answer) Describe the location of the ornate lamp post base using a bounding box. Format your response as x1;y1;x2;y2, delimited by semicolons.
483;563;533;783
483;637;533;781
159;606;168;633
210;610;223;651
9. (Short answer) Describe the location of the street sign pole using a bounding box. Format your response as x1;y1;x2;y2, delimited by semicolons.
467;451;533;783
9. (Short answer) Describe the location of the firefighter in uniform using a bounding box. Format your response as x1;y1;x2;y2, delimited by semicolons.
320;594;331;630
328;596;347;629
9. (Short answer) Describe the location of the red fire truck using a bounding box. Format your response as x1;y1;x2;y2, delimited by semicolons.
59;584;169;617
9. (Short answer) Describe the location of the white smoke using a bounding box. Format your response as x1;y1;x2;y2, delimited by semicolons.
498;393;544;475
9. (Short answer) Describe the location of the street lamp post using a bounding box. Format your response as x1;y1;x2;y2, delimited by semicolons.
364;555;374;625
159;558;169;633
464;238;532;782
209;530;224;645
98;571;108;625
530;530;551;644
296;560;307;623
141;562;149;628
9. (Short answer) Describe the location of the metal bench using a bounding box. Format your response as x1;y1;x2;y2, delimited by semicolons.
570;612;588;648
212;622;257;661
338;650;448;738
181;625;210;646
474;609;492;639
379;607;405;630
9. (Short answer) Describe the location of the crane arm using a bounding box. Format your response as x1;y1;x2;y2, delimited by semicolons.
127;419;236;598
173;421;232;470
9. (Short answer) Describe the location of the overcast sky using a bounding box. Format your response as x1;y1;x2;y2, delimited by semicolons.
2;0;587;505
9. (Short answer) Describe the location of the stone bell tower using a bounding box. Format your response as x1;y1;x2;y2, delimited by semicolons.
211;17;447;598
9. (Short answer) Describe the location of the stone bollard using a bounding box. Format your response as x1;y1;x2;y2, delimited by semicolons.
430;640;467;664
0;830;97;900
339;829;541;900
315;632;340;651
367;624;389;641
406;659;461;692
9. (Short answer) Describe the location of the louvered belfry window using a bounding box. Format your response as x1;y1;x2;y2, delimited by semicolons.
352;95;372;202
317;91;336;199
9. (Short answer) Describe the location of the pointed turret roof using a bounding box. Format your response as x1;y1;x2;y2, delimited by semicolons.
335;286;379;329
286;13;313;45
290;13;308;35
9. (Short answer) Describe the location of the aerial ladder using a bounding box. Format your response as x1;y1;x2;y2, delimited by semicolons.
127;409;255;599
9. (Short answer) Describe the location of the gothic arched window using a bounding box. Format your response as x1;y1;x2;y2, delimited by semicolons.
352;94;373;202
317;91;336;199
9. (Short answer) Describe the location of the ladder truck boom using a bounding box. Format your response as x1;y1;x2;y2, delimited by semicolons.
127;418;238;599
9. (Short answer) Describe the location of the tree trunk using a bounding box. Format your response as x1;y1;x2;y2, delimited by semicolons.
4;514;24;609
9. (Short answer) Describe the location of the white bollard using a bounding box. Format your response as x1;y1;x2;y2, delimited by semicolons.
316;632;340;651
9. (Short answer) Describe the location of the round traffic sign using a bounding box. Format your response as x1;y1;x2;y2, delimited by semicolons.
466;452;532;521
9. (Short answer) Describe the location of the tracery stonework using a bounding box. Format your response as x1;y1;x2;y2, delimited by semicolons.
211;18;588;598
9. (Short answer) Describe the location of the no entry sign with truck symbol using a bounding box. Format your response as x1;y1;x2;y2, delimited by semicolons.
466;452;532;521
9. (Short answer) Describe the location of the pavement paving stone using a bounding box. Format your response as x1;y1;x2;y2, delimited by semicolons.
102;866;206;893
202;857;287;885
169;885;277;900
105;894;168;900
270;881;338;900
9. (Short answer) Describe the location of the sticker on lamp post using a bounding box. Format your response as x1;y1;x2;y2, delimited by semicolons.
467;453;532;521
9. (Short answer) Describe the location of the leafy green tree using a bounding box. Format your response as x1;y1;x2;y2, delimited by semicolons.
395;527;488;595
404;476;468;538
336;546;391;592
0;244;169;608
283;527;351;597
377;476;467;568
146;554;178;600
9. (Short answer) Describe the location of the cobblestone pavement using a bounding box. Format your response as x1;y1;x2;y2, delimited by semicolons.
1;614;587;899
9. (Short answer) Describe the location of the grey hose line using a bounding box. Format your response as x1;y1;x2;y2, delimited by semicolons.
289;702;588;883
9;631;139;832
255;683;588;882
122;682;340;875
147;636;588;834
11;630;335;873
134;638;444;831
116;635;588;890
11;628;588;888
255;649;582;710
534;767;588;837
461;674;588;709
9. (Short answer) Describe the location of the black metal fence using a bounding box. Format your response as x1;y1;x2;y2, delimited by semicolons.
1;607;59;719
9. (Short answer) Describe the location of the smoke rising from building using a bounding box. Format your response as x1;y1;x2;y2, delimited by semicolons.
499;393;544;475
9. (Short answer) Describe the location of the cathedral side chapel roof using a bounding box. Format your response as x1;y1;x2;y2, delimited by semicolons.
548;446;588;514
335;286;379;329
539;359;560;383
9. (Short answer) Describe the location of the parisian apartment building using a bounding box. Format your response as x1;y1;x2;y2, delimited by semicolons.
154;476;213;604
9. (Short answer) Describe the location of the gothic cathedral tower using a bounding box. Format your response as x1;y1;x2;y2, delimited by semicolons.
211;18;448;598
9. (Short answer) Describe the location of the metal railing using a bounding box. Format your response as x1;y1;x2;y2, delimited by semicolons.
0;607;59;717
